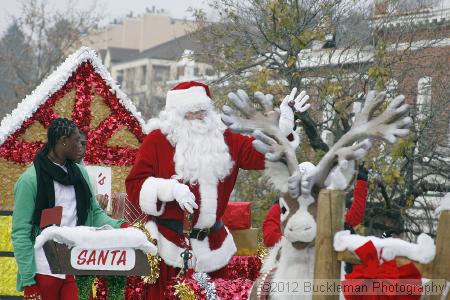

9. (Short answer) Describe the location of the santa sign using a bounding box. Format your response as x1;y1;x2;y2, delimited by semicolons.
71;247;135;271
86;165;112;212
86;166;112;195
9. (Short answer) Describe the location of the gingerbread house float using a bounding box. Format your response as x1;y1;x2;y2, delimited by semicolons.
0;47;147;297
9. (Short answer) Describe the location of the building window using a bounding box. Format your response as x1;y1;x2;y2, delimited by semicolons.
116;70;124;86
151;96;166;116
130;93;146;108
205;68;215;76
153;65;171;82
177;66;185;79
140;65;147;86
125;68;136;89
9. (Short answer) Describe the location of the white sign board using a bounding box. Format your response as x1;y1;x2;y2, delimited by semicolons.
85;166;112;212
70;247;135;271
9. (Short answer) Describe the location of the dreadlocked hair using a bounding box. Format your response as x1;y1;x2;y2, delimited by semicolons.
47;118;78;150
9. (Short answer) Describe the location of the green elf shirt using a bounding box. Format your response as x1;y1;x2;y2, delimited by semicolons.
11;163;125;291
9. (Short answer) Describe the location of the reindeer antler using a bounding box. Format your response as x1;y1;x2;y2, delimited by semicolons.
311;91;412;191
222;89;300;175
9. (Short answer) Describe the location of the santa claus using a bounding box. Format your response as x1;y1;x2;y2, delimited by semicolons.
125;81;309;298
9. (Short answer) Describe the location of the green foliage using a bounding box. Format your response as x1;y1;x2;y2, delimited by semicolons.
76;275;126;300
312;149;326;164
192;0;334;85
369;40;391;91
368;66;388;91
106;276;127;300
77;275;95;300
382;165;404;185
391;138;415;160
195;0;447;239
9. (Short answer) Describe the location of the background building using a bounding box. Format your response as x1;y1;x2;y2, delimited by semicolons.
109;34;216;119
84;13;196;52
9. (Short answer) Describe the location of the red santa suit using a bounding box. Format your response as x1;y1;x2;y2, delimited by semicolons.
262;203;283;247
126;128;265;270
126;81;297;299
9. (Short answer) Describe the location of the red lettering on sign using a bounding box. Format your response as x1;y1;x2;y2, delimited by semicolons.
77;250;87;265
110;250;120;264
97;173;106;185
116;251;127;265
97;250;109;265
86;250;97;265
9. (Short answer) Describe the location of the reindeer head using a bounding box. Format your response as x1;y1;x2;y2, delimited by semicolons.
222;90;411;246
279;162;319;248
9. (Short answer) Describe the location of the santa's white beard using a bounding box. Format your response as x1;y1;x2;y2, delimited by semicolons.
159;109;234;185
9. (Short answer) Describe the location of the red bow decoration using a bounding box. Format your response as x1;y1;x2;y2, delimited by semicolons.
342;241;423;300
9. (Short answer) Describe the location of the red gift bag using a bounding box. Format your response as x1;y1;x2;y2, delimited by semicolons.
222;202;251;230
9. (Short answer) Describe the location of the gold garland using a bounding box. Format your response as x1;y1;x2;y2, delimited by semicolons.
91;277;98;299
174;281;196;300
0;257;22;296
20;121;47;143
0;216;13;252
53;90;75;119
0;158;29;210
90;93;112;130
107;127;140;149
111;166;131;194
235;248;259;256
132;222;160;284
257;242;269;261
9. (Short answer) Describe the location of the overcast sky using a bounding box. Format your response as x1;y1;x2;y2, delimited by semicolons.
0;0;214;35
1;0;449;36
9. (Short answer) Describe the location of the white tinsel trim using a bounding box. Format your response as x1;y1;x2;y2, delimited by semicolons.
193;272;218;300
165;86;212;113
333;230;436;264
0;46;146;146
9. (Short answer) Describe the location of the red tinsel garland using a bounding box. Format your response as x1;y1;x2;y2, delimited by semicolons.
213;278;254;300
0;62;145;165
164;277;255;300
226;256;261;281
93;276;108;300
121;256;262;299
124;276;146;300
163;256;261;299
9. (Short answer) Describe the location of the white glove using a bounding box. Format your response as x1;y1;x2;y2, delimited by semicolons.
279;88;310;136
172;183;198;214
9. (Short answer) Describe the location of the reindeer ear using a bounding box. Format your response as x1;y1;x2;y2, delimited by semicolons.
279;197;289;222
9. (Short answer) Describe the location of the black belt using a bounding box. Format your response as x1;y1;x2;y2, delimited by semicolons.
154;218;223;241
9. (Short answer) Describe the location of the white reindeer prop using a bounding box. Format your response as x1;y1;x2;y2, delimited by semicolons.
221;90;412;299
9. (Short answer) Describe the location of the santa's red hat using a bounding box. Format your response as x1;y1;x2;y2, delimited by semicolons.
165;81;213;113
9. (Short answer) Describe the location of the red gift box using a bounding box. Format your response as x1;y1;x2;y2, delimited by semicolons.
222;202;251;230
